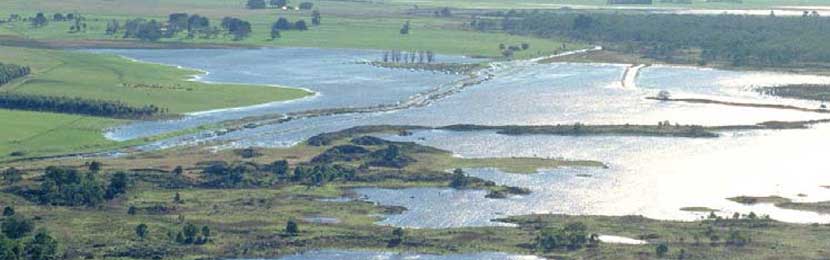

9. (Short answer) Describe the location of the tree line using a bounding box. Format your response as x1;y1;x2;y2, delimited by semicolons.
0;93;166;119
0;63;30;86
112;13;253;41
483;12;830;66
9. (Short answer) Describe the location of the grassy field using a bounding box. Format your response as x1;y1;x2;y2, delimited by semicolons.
0;46;311;113
0;0;582;59
0;110;123;157
0;46;311;159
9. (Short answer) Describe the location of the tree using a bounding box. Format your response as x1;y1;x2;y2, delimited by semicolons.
168;13;189;34
572;14;594;31
135;224;148;240
247;0;267;9
0;234;21;260
536;222;589;252
270;25;281;40
655;243;669;257
220;17;252;40
172;166;184;175
285;220;298;236
182;223;198;244
294;20;308;31
3;168;22;184
104;172;129;200
311;10;321;26
270;0;288;8
400;21;410;35
24;230;57;260
656;90;671;101
174;192;183;204
271;160;289;176
275;17;292;30
31;13;48;28
1;216;33;239
2;207;13;217
299;2;314;9
449;168;468;188
201;226;211;239
388;227;405;247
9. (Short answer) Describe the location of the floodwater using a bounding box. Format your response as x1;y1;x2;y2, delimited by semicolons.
259;250;544;260
97;48;830;228
90;48;476;140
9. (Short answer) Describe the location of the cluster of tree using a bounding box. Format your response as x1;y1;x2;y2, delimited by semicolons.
172;223;211;245
0;93;165;119
400;21;410;35
535;222;599;252
387;227;405;247
291;164;357;186
449;168;471;188
221;17;252;40
118;14;251;41
270;13;320;40
30;167;129;207
434;8;452;17
122;19;164;41
0;63;30;86
492;12;830;66
248;0;313;9
0;208;60;259
381;50;436;63
498;42;530;57
30;13;48;28
25;12;87;32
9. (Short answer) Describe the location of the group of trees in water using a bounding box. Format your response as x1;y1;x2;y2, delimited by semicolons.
0;93;166;119
381;50;436;63
0;63;30;86
482;12;830;66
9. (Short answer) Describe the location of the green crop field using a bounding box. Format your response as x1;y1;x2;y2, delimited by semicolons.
0;109;123;158
0;46;311;113
0;46;311;159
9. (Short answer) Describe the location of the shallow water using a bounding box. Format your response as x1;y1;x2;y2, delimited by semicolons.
97;48;830;227
264;250;543;260
91;48;476;140
140;60;830;150
366;126;830;227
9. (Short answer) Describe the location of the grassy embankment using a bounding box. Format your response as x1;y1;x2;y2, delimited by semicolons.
4;135;830;259
0;46;310;159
